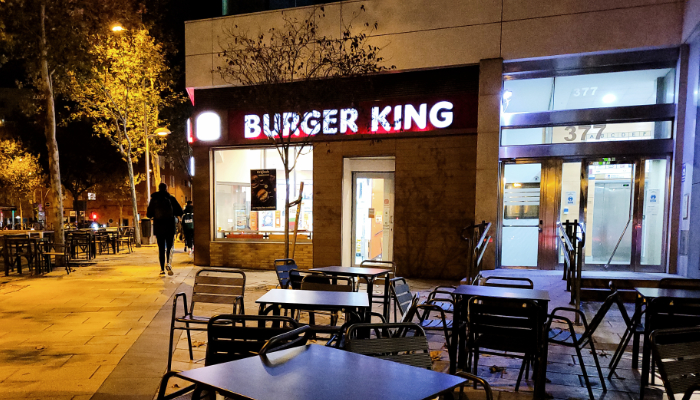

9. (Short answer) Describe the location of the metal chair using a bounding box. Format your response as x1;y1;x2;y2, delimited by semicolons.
468;296;541;392
546;290;619;400
483;276;534;289
157;314;306;400
167;269;246;371
454;371;494;400
274;258;302;289
650;326;700;400
358;260;396;315
258;324;312;355
299;274;355;342
344;322;432;369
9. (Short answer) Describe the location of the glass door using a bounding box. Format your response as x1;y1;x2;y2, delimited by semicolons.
351;172;394;266
500;163;543;268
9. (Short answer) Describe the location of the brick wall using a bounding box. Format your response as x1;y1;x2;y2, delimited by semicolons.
209;242;313;270
313;135;477;279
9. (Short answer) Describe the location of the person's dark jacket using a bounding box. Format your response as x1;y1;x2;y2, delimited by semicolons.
146;190;184;236
183;204;194;214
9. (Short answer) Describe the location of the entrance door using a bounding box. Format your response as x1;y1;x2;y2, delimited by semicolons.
499;157;669;272
351;172;395;266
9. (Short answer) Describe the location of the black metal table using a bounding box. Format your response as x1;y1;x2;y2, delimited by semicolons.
449;284;551;398
635;287;700;399
310;266;391;319
176;344;467;400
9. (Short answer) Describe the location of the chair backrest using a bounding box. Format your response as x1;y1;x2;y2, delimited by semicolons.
191;269;246;315
650;327;700;399
360;260;396;280
391;277;413;317
468;296;541;353
580;290;620;341
483;276;534;289
300;274;353;292
648;297;700;332
659;278;700;290
344;322;432;369
205;314;300;366
274;258;299;289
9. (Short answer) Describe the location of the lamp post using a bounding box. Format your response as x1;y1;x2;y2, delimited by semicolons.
146;127;171;199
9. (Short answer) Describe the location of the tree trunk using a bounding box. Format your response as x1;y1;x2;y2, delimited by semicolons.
39;4;64;246
126;147;142;246
284;147;290;259
152;152;161;189
119;203;123;227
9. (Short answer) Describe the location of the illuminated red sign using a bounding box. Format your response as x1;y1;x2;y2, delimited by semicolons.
226;94;476;142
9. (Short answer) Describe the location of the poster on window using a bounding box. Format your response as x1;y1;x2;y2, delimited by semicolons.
251;169;276;211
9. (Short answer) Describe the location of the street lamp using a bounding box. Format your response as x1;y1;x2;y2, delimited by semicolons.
111;24;125;33
145;127;171;199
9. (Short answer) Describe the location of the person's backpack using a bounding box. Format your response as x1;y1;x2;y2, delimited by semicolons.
182;213;194;229
152;194;174;220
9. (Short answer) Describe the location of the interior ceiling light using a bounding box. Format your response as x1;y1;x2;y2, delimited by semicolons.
602;93;617;104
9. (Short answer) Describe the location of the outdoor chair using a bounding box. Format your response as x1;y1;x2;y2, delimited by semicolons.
467;296;541;392
167;269;246;371
650;326;700;400
391;282;455;364
157;315;308;400
274;258;303;289
483;276;534;289
609;285;645;378
117;228;134;253
546;290;620;400
207;314;308;364
358;260;396;314
453;371;494;400
659;278;700;289
298;274;355;342
345;322;433;368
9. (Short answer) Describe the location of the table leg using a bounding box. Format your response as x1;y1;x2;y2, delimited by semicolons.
449;295;461;374
632;295;642;370
365;277;375;321
534;302;549;399
639;303;652;400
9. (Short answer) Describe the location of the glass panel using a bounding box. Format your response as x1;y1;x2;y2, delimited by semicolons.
353;173;394;265
501;121;672;146
641;159;667;265
503;68;675;113
559;162;582;263
585;162;634;265
501;164;541;267
213;147;313;241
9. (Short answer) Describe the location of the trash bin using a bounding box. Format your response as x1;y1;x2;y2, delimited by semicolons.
141;218;152;238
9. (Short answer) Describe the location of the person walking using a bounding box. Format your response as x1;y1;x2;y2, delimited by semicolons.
182;201;194;255
147;183;183;276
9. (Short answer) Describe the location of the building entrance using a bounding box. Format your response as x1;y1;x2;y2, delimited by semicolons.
499;156;669;272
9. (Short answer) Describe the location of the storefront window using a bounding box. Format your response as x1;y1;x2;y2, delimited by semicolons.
501;121;672;146
502;68;675;114
213;147;313;241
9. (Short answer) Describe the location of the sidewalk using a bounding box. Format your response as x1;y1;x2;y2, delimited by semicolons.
0;251;668;400
0;245;195;400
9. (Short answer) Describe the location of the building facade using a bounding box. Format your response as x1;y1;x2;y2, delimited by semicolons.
185;0;700;280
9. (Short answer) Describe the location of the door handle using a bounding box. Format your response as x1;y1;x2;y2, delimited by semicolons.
539;219;543;233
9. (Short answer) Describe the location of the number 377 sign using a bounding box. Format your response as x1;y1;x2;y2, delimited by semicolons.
552;122;654;144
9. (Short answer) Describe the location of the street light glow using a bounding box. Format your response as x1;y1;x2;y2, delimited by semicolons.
111;24;125;32
154;127;171;137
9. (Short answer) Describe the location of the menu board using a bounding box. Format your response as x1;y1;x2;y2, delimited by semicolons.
250;170;276;211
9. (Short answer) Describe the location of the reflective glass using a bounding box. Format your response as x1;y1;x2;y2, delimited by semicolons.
501;163;541;267
641;159;667;266
502;68;675;114
501;121;672;146
213;147;313;241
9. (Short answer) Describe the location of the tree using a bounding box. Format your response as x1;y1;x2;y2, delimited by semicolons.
217;5;393;258
0;138;44;227
96;171;144;228
69;27;182;246
0;0;140;245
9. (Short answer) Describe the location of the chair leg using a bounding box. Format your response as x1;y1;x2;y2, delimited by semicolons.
632;329;640;370
516;357;527;392
588;339;607;392
575;345;596;400
609;327;633;379
167;324;176;371
186;323;194;361
525;354;530;379
472;347;480;389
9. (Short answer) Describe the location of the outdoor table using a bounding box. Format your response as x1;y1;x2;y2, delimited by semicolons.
635;287;700;399
449;284;551;398
256;288;369;319
309;266;391;319
174;344;467;400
